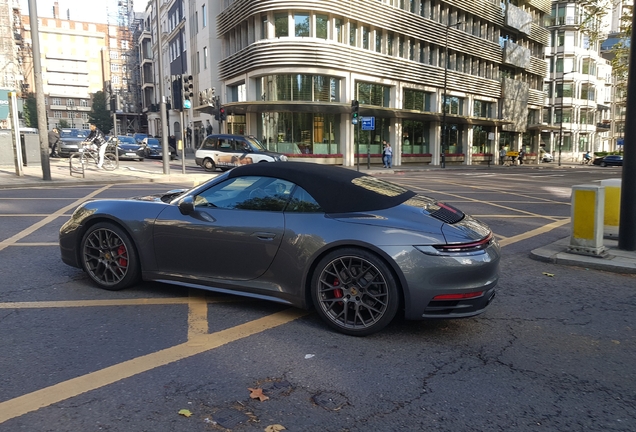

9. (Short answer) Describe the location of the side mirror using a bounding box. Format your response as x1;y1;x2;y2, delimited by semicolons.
178;196;195;215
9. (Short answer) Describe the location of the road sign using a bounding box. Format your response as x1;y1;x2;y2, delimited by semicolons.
361;116;375;131
352;117;358;125
617;138;624;147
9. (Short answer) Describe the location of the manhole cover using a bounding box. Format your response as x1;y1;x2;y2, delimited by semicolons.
213;408;249;429
312;392;349;411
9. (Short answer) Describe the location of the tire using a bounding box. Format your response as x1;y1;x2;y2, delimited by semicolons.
311;248;400;336
80;222;140;291
69;153;85;171
202;158;216;172
102;153;118;171
600;161;607;167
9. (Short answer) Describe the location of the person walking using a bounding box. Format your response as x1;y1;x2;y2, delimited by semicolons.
86;123;108;169
518;148;525;165
384;141;393;168
48;128;61;158
382;141;388;168
499;147;507;165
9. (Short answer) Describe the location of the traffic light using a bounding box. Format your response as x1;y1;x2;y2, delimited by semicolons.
219;106;227;121
351;99;359;122
172;75;183;111
182;74;194;105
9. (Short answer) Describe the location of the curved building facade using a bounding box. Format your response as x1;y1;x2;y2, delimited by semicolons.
195;0;550;166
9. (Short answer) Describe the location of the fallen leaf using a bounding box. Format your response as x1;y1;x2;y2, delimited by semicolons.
178;409;192;417
265;425;286;432
248;387;270;402
612;340;620;344
305;354;315;359
542;272;554;277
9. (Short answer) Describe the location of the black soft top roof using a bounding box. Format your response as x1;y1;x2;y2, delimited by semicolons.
228;162;416;213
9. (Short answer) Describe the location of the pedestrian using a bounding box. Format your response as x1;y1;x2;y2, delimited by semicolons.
518;148;525;165
382;141;388;168
499;147;506;165
48;128;61;157
384;141;393;168
86;123;108;169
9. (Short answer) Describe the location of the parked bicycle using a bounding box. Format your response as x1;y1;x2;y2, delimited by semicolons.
70;142;118;172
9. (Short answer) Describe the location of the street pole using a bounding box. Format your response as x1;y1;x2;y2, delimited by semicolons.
180;109;186;174
617;4;636;251
440;22;462;169
558;93;563;167
27;0;51;180
154;0;170;175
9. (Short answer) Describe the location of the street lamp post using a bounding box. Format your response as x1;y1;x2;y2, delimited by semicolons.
441;21;463;168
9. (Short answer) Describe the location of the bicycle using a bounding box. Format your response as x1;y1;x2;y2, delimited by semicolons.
70;142;118;173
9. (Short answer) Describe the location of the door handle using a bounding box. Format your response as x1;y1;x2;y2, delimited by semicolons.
253;232;276;241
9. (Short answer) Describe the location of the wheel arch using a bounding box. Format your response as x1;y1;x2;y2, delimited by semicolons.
301;241;407;312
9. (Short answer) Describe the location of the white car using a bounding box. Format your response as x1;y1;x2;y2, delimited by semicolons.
542;152;554;163
195;134;288;172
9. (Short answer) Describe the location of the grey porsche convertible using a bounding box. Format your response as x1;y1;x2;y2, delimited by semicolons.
60;162;500;336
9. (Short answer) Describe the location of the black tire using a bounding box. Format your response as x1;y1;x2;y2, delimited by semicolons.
600;161;607;167
311;248;400;336
80;222;140;291
102;153;118;171
202;158;216;172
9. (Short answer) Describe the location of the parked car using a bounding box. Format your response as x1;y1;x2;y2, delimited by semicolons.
59;162;500;336
542;152;554;163
139;137;176;160
195;134;288;172
593;155;623;167
108;135;145;161
133;133;148;143
58;128;89;157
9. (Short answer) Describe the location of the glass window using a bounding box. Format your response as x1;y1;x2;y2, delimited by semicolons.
350;23;357;46
443;96;463;115
362;26;369;49
375;30;382;52
403;89;432;111
335;19;343;43
287;186;323;212
275;13;288;37
387;33;394;55
473;100;493;118
203;46;208;69
295;13;309;37
195;177;294;212
402;120;431;154
357;82;390;107
261;15;268;39
202;4;207;28
258;112;340;155
316;15;328;39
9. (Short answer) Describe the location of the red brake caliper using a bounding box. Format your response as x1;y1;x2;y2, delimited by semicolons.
117;245;128;269
333;278;343;299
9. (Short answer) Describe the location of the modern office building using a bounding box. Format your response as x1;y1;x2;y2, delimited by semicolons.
139;0;552;165
543;0;613;161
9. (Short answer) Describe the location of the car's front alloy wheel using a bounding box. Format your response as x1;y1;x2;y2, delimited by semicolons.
311;248;399;336
202;158;216;172
81;222;140;291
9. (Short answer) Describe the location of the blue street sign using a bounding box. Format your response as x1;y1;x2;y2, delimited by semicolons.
361;116;375;131
617;138;624;147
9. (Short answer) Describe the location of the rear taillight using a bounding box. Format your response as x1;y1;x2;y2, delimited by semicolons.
433;232;493;253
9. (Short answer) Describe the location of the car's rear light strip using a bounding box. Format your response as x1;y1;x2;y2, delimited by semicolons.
434;232;493;253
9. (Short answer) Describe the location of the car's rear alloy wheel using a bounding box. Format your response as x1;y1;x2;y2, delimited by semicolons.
600;161;607;167
312;248;399;336
81;222;140;290
203;158;216;172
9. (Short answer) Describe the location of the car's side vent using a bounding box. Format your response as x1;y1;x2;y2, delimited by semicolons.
430;204;464;224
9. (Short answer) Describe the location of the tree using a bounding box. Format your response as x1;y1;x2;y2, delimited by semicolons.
23;93;39;128
58;119;70;128
88;91;112;133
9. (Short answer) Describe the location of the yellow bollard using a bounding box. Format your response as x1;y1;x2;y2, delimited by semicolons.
569;185;607;256
600;179;621;237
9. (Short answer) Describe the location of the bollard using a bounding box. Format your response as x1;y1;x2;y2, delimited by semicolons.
568;184;606;256
599;179;621;237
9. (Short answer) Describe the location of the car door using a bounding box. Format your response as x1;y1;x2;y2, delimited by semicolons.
153;175;293;281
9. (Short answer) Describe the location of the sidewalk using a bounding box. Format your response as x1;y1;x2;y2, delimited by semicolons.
2;155;633;274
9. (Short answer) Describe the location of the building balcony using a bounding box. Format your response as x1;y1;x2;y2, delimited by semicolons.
504;3;532;35
502;40;531;69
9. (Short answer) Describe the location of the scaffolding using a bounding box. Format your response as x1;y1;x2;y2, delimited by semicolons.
106;0;143;133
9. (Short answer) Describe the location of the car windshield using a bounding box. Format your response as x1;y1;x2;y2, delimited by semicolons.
147;138;160;146
61;129;88;138
245;136;266;150
117;136;136;144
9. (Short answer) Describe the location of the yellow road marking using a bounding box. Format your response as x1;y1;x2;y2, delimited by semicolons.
5;243;58;246
0;214;73;217
0;308;309;424
188;289;209;339
0;185;112;252
499;218;570;247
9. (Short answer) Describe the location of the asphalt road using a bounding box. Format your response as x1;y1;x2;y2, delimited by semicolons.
1;167;634;431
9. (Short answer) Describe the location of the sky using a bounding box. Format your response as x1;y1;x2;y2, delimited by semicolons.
18;0;146;24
